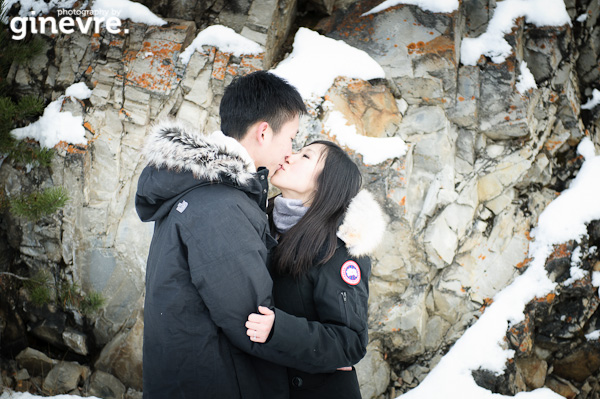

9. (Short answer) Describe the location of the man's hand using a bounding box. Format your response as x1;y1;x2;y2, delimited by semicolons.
246;306;275;343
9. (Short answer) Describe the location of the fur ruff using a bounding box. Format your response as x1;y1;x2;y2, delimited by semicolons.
143;118;256;185
337;190;386;257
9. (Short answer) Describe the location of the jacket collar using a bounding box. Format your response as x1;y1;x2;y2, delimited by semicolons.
143;118;256;186
337;190;387;257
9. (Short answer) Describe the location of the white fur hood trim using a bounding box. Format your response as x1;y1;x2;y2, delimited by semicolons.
143;118;256;185
337;190;386;257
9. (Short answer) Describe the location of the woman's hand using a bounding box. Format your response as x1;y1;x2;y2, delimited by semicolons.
246;306;275;343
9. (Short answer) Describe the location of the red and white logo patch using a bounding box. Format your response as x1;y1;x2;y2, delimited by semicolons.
340;260;361;286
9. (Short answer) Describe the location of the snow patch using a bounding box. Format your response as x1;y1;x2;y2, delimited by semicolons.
322;101;407;165
362;0;458;16
271;28;385;102
10;83;90;148
180;25;263;65
581;88;600;110
461;0;571;65
516;61;537;94
91;0;166;26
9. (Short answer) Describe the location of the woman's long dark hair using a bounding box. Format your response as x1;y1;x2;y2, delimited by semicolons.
269;140;362;278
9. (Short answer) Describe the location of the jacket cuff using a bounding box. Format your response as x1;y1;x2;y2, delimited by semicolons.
265;308;298;352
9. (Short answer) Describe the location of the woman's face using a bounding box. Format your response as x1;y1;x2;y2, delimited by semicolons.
270;143;327;206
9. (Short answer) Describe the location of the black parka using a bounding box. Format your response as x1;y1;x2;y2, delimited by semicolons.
269;190;386;399
135;121;385;399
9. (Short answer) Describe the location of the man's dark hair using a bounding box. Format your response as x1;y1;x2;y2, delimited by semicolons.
219;71;307;140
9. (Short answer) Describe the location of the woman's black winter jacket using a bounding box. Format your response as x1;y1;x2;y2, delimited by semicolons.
271;190;386;399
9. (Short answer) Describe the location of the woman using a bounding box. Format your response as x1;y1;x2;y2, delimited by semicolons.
246;140;386;399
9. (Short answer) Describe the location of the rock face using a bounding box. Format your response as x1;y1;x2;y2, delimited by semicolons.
1;0;599;398
477;225;600;398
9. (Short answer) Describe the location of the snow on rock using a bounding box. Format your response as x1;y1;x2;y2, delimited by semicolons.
516;61;537;94
65;82;93;100
0;391;100;399
322;101;407;165
180;25;264;65
398;137;600;399
10;83;90;148
362;0;459;16
1;0;78;20
581;88;600;110
271;28;385;102
91;0;166;26
461;0;571;66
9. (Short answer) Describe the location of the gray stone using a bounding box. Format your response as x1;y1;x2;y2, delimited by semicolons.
515;357;548;389
95;307;144;390
15;369;30;381
423;315;450;351
398;106;448;137
62;328;89;356
356;340;391;399
88;370;126;399
42;362;89;395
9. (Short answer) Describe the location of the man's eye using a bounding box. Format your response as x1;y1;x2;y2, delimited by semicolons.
303;154;309;159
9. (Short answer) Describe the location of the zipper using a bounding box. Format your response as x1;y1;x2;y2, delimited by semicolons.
339;291;349;325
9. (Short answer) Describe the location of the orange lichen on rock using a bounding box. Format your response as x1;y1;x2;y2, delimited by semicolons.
545;139;564;152
516;257;532;269
211;51;231;81
125;39;182;92
547;243;571;262
407;35;454;60
54;141;87;154
479;297;493;312
240;53;264;73
535;293;556;303
83;122;95;134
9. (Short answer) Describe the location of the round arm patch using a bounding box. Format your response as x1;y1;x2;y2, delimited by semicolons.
340;260;361;286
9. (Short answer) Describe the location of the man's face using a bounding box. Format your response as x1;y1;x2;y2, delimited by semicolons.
261;115;299;177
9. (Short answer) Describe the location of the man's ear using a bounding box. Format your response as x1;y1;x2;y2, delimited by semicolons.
255;121;270;144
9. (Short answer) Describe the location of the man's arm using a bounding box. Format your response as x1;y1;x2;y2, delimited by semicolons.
182;203;369;372
181;204;273;354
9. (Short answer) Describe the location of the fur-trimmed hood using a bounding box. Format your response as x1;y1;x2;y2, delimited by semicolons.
136;119;264;222
337;190;386;257
143;118;256;186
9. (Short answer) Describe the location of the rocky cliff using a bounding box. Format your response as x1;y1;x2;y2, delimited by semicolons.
1;0;599;398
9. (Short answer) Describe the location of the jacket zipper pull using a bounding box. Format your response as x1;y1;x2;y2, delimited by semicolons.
341;292;347;302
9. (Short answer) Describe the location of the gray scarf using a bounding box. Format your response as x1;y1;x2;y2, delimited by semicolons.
272;196;308;234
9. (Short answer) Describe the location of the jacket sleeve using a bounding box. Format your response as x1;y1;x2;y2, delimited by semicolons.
251;254;371;373
181;203;274;354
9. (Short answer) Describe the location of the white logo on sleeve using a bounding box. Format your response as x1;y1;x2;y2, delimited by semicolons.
176;200;188;213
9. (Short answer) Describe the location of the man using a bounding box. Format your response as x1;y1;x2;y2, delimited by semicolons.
136;71;367;399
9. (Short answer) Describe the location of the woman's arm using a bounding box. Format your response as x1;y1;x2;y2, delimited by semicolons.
245;255;371;373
